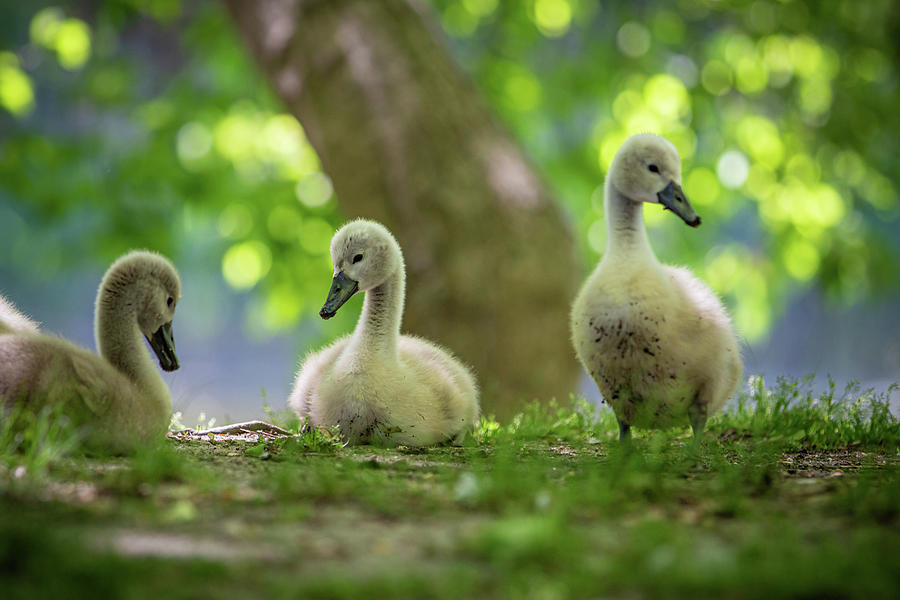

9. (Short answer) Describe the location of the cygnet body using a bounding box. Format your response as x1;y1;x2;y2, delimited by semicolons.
0;294;39;334
289;220;480;446
570;134;742;439
0;251;181;453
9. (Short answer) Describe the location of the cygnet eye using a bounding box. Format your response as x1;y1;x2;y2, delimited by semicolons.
352;254;364;264
648;164;660;173
167;297;174;307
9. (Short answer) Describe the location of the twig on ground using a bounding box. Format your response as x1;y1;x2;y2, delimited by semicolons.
167;420;294;443
188;420;292;436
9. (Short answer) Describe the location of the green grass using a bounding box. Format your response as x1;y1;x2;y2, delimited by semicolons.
1;377;898;599
0;402;82;481
710;376;900;449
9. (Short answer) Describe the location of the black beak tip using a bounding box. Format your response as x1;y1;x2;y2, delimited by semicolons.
147;324;179;372
689;216;702;227
319;307;336;320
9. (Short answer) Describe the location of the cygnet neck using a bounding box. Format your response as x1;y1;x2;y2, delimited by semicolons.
349;261;405;359
602;180;658;265
95;285;165;391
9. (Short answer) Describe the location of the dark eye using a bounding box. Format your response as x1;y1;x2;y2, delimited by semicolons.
648;164;660;173
167;297;174;307
352;254;363;264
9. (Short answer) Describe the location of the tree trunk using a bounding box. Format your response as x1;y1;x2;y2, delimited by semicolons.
224;0;580;419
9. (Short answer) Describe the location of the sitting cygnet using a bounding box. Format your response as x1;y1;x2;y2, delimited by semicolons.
570;134;742;440
289;220;480;446
0;251;181;453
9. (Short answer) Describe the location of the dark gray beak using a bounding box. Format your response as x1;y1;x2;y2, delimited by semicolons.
319;272;359;320
657;181;701;227
147;321;179;372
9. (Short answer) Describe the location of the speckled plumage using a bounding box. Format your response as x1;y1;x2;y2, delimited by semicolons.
0;251;181;453
289;220;480;446
571;134;742;437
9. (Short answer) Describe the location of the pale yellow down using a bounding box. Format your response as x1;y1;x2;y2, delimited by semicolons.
289;220;480;446
570;134;742;438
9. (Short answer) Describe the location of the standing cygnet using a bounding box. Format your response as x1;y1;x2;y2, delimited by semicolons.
570;134;742;440
0;294;39;334
289;220;480;446
0;251;181;453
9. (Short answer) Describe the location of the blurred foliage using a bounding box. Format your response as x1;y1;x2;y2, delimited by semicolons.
433;0;900;341
0;0;343;339
0;0;898;344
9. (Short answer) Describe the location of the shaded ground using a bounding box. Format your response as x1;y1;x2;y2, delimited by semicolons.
2;381;900;599
2;439;899;598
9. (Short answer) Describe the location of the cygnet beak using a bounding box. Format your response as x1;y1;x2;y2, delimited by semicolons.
147;321;179;372
657;181;701;228
320;271;359;320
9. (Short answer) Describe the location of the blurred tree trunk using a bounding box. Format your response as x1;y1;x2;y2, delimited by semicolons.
224;0;580;418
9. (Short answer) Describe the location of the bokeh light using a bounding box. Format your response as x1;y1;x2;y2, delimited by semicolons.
701;60;733;95
30;8;91;70
295;173;334;208
666;55;699;88
617;22;651;57
782;237;820;281
533;0;573;38
716;150;750;189
222;241;273;290
644;74;690;122
735;116;783;169
504;70;542;112
176;122;213;164
0;53;34;116
54;19;91;70
463;0;498;18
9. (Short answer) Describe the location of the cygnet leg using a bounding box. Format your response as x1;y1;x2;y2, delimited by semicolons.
688;401;707;439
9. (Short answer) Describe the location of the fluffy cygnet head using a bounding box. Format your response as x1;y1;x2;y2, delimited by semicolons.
608;133;701;227
319;220;402;319
96;250;182;371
